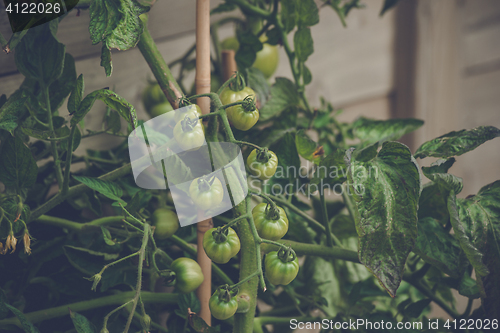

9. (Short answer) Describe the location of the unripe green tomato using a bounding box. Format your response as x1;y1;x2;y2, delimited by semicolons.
173;118;205;151
252;203;288;241
246;149;278;181
203;227;241;264
219;86;259;131
189;177;224;210
174;104;203;123
149;102;174;118
209;290;238;320
142;83;167;112
151;208;179;240
170;257;204;293
221;36;279;78
265;251;299;286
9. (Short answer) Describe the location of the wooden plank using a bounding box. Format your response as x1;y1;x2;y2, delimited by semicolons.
462;21;500;72
0;0;224;75
274;0;396;106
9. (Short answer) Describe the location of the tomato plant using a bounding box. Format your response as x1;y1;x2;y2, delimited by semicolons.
0;1;499;333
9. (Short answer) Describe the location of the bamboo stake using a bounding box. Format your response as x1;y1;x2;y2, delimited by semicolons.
195;0;213;326
222;50;238;81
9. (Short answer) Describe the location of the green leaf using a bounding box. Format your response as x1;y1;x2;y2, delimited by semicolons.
179;292;201;317
106;110;122;133
302;64;312;85
295;130;318;162
448;191;489;277
348;142;420;297
246;67;270;105
422;158;455;174
294;27;314;62
403;299;431;318
14;26;65;85
0;90;27;134
458;272;480;298
90;0;149;50
380;0;400;16
49;54;78;111
414;126;500;159
68;74;85;116
235;31;263;69
101;227;116;246
259;78;300;120
280;0;298;33
70;310;98;333
265;27;281;45
0;135;38;191
71;89;137;129
456;180;500;316
274;132;301;181
351;117;424;146
72;176;125;204
0;94;6;108
211;2;237;14
413;217;461;277
101;44;113;77
297;0;319;27
4;303;40;333
310;149;347;189
21;126;70;141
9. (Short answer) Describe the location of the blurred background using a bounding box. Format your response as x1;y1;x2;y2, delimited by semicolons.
1;0;499;328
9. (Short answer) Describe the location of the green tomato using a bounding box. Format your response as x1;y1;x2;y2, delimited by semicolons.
170;257;204;293
264;250;299;286
209;288;238;320
203;227;240;264
246;149;278;181
221;36;279;78
149;102;174;118
174;104;203;123
219;86;259;131
173;117;205;151
142;83;167;112
189;176;224;211
151;207;179;240
252;202;288;241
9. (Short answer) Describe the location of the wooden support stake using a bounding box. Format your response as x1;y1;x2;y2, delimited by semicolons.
195;0;213;326
222;50;238;81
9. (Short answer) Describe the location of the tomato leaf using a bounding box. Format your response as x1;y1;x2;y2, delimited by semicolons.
246;67;270;105
297;0;320;27
0;90;27;134
294;27;314;62
235;31;262;69
295;130;318;162
100;44;113;77
456;181;500;317
348;142;420;297
259;78;300;121
413;217;461;277
179;292;201;317
414;126;500;159
280;0;298;33
68;74;85;116
309;148;347;189
403;299;431;318
4;303;40;333
72;176;126;204
49;54;77;111
350;117;424;146
100;227;116;246
69;310;98;333
0;135;38;191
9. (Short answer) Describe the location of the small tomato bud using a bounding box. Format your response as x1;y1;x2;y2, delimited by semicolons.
23;231;31;255
140;314;151;330
86;273;102;291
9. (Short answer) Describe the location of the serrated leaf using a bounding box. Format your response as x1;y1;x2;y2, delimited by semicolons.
297;0;319;27
0;90;27;134
413;217;461;277
4;303;40;333
414;126;500;159
68;74;85;115
101;44;113;77
294;27;314;62
72;176;125;204
259;78;300;120
348;141;420;297
70;310;98;333
351;117;424;146
0;135;38;191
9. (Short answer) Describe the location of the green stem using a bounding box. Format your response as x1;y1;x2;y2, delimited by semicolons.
0;292;178;328
233;140;261;151
61;126;77;195
244;198;266;291
261;239;359;263
137;14;183;108
29;163;132;222
231;270;260;290
221;214;250;232
230;0;272;18
44;86;63;186
320;191;334;247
